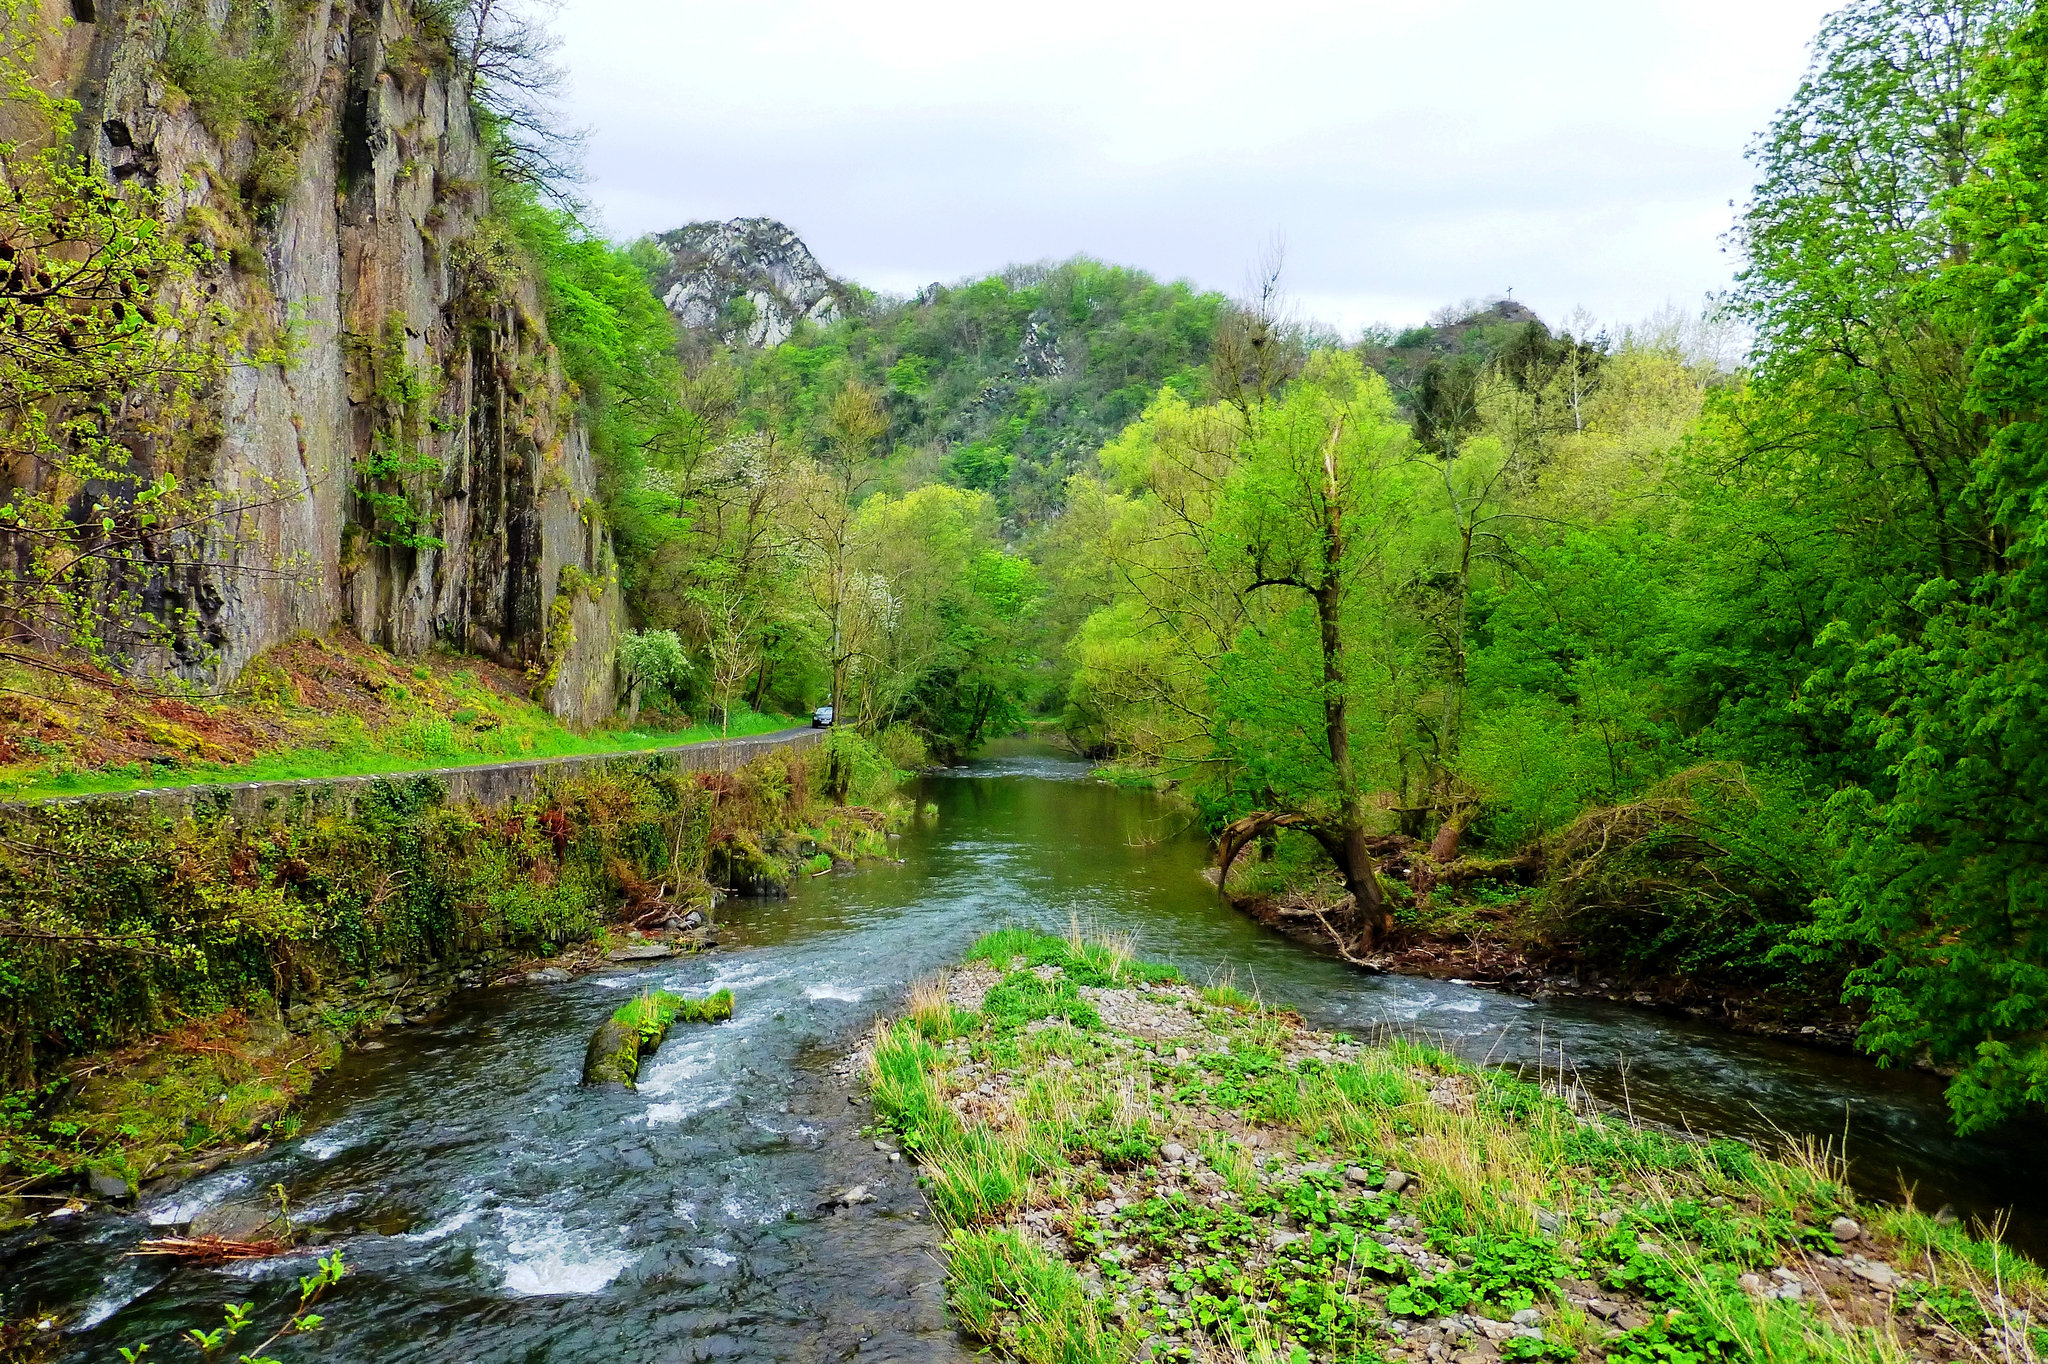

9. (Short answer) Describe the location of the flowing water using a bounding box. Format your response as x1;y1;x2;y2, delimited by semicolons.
6;742;2045;1361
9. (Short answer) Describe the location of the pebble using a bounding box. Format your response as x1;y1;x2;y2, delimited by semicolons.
822;1185;875;1208
1161;1142;1188;1161
1383;1170;1412;1195
1830;1215;1864;1243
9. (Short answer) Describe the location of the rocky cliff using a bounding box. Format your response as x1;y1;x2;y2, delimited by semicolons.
27;0;621;724
647;217;857;347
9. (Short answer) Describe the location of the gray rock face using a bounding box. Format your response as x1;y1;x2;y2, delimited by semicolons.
39;0;620;726
648;218;855;347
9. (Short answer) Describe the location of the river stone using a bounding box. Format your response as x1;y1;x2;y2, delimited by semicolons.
528;967;573;984
88;1168;131;1200
607;944;675;962
583;1018;640;1089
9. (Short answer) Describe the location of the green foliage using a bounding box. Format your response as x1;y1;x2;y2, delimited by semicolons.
962;927;1180;987
1724;0;2048;1129
617;629;693;709
946;1226;1126;1364
156;0;308;208
0;749;824;1104
742;259;1228;524
1603;1309;1740;1364
0;4;284;670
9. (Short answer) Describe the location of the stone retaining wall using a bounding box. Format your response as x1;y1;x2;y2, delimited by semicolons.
10;727;826;826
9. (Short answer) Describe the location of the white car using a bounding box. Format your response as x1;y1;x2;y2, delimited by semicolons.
811;705;835;728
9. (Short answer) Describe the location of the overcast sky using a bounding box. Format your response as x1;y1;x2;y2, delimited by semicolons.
553;0;1843;337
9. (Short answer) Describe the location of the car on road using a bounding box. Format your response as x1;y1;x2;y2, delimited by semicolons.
811;705;834;728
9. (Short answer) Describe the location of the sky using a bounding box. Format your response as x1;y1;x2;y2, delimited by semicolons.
552;0;1845;337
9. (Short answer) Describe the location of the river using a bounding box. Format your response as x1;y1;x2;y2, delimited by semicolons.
4;742;2043;1362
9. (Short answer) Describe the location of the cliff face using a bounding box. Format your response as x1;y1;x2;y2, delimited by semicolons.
649;217;856;347
34;0;620;725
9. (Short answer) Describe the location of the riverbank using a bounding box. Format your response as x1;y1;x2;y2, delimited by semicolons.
0;735;907;1219
1232;888;1864;1053
864;929;2041;1364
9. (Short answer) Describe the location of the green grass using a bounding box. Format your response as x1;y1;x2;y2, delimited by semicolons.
872;933;2048;1364
7;709;797;800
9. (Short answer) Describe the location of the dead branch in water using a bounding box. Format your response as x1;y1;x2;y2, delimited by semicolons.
131;1235;289;1263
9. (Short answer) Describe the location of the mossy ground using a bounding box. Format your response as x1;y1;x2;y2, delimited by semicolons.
865;930;2044;1364
0;632;794;800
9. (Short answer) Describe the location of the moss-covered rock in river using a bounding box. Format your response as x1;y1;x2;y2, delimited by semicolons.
582;989;734;1089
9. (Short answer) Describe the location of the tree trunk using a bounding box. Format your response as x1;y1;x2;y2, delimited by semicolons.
1311;417;1389;948
1428;812;1466;863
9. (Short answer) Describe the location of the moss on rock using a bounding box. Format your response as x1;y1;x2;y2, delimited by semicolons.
581;988;734;1089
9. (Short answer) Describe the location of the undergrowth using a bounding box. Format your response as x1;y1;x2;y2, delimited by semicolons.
868;929;2046;1364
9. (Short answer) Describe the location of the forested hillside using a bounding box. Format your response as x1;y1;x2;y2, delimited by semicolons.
559;0;2048;1132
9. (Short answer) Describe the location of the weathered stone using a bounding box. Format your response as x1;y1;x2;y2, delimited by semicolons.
87;1168;131;1200
1830;1215;1864;1243
607;944;676;962
35;1;622;725
581;1018;640;1089
649;219;855;348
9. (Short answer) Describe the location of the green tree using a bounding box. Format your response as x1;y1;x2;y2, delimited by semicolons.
1805;0;2048;1130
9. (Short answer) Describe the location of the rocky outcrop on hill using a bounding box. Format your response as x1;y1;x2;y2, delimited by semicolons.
29;0;620;724
646;218;857;347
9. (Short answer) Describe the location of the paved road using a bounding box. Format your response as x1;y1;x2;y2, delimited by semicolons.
6;725;827;816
